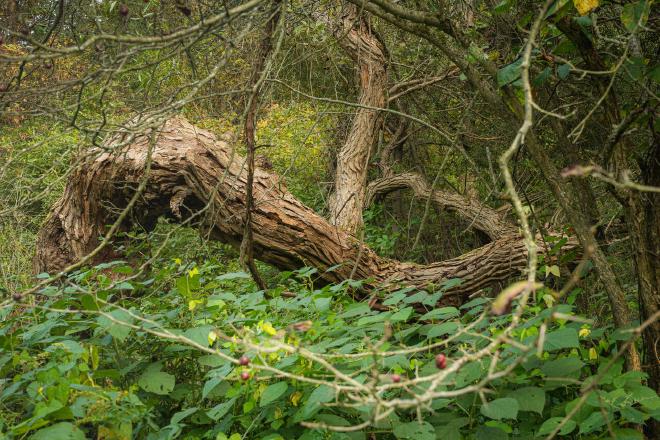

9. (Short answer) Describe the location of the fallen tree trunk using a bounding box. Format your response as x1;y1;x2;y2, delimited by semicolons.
34;117;574;301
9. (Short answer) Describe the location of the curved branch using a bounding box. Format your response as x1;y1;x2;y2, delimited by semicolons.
365;172;515;239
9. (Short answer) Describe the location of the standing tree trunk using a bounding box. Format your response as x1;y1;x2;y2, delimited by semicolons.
329;5;387;234
34;117;576;303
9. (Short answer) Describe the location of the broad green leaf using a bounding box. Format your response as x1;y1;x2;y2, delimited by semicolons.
171;407;198;424
426;322;459;339
29;422;85;440
497;58;523;87
207;397;237;421
357;312;391;326
480;398;519;420
621;1;650;33
183;325;215;347
420;307;459;321
340;303;371;318
390;307;413;322
215;271;251;281
508;387;545;415
612;428;645;440
393;421;435;440
138;371;175;395
402;291;429;304
440;278;463;290
541;357;583;377
383;292;407;306
260;382;288;407
293;385;334;422
97;309;133;342
544;328;579;351
578;411;608;434
538;417;577;435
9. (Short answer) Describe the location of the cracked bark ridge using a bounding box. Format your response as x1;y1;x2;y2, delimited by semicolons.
34;117;576;304
329;5;388;234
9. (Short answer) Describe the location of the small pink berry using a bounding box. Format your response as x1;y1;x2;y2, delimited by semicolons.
238;355;250;366
240;371;250;381
435;353;447;369
391;374;401;383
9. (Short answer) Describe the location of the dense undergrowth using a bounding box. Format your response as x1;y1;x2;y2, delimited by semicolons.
1;232;657;439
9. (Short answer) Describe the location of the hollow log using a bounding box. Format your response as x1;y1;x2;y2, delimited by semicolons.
34;117;575;301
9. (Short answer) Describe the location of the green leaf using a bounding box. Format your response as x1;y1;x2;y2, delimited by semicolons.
578;411;608;434
383;292;407;306
260;382;288;407
293;385;334;422
402;291;429;304
340;303;371;318
557;63;571;80
29;422;85;440
440;278;463;290
393;421;435;440
215;271;251;281
183;325;215;347
97;309;133;342
538;417;577;436
138;371;175;395
480;397;519;420
497;58;523;87
420;307;459;321
426;322;459;339
629;385;660;410
171;407;198;424
357;312;391;326
544;328;579;351
541;357;583;377
621;1;650;33
508;386;545;415
612;428;645;440
391;307;413;322
202;374;227;400
207;397;237;421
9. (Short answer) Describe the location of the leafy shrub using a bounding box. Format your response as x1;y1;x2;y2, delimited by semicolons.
1;253;657;439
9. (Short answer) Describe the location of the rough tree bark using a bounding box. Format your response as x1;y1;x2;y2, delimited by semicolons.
34;117;575;303
329;5;388;234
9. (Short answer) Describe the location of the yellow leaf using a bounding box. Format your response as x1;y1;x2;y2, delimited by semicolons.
188;299;203;311
290;391;303;406
543;294;555;308
173;258;182;265
208;331;218;346
589;347;598;360
579;327;591;338
261;321;277;336
546;265;561;278
573;0;599;16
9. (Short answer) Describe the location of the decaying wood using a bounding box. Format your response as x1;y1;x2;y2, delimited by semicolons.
35;117;576;303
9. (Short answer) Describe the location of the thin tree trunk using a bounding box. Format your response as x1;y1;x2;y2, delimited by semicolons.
239;0;281;291
34;117;576;303
329;5;388;234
